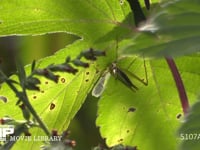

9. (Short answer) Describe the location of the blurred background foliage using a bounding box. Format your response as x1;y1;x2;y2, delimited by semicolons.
0;34;104;150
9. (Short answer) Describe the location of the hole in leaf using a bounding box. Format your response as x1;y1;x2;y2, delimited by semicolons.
41;90;44;93
45;81;49;84
50;103;56;110
118;138;123;142
61;78;66;83
86;72;90;75
0;96;7;103
128;107;136;112
85;79;89;82
127;130;130;133
33;96;37;99
176;113;182;119
119;0;124;5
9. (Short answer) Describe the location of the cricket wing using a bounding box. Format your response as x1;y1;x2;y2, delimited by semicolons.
92;72;111;98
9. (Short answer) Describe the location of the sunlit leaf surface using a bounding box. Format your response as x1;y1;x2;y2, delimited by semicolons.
0;0;133;43
96;54;200;149
0;0;200;150
0;40;102;149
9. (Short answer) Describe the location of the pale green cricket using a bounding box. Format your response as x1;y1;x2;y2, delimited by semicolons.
92;58;148;98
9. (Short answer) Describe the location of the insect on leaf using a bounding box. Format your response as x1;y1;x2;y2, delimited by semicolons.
92;72;111;98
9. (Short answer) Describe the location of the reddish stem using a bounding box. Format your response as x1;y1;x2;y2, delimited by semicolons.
165;57;189;115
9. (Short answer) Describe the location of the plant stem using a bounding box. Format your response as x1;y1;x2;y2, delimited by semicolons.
0;70;50;136
22;92;51;136
165;57;189;115
17;59;51;136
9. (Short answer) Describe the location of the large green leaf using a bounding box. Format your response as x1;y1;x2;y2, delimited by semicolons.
118;0;200;57
0;0;133;42
0;40;104;149
178;99;200;150
0;0;199;57
96;54;200;149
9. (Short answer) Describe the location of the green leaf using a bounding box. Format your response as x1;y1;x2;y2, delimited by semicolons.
1;0;199;57
0;40;103;149
119;0;200;57
0;0;133;42
96;54;200;149
0;1;200;150
178;99;200;150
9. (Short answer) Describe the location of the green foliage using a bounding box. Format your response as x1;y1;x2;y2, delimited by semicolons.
0;40;103;149
0;0;200;150
178;99;200;150
0;0;131;43
95;53;200;149
121;0;200;57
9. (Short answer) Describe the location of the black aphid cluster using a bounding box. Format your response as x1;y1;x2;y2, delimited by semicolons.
25;48;105;91
0;48;105;150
